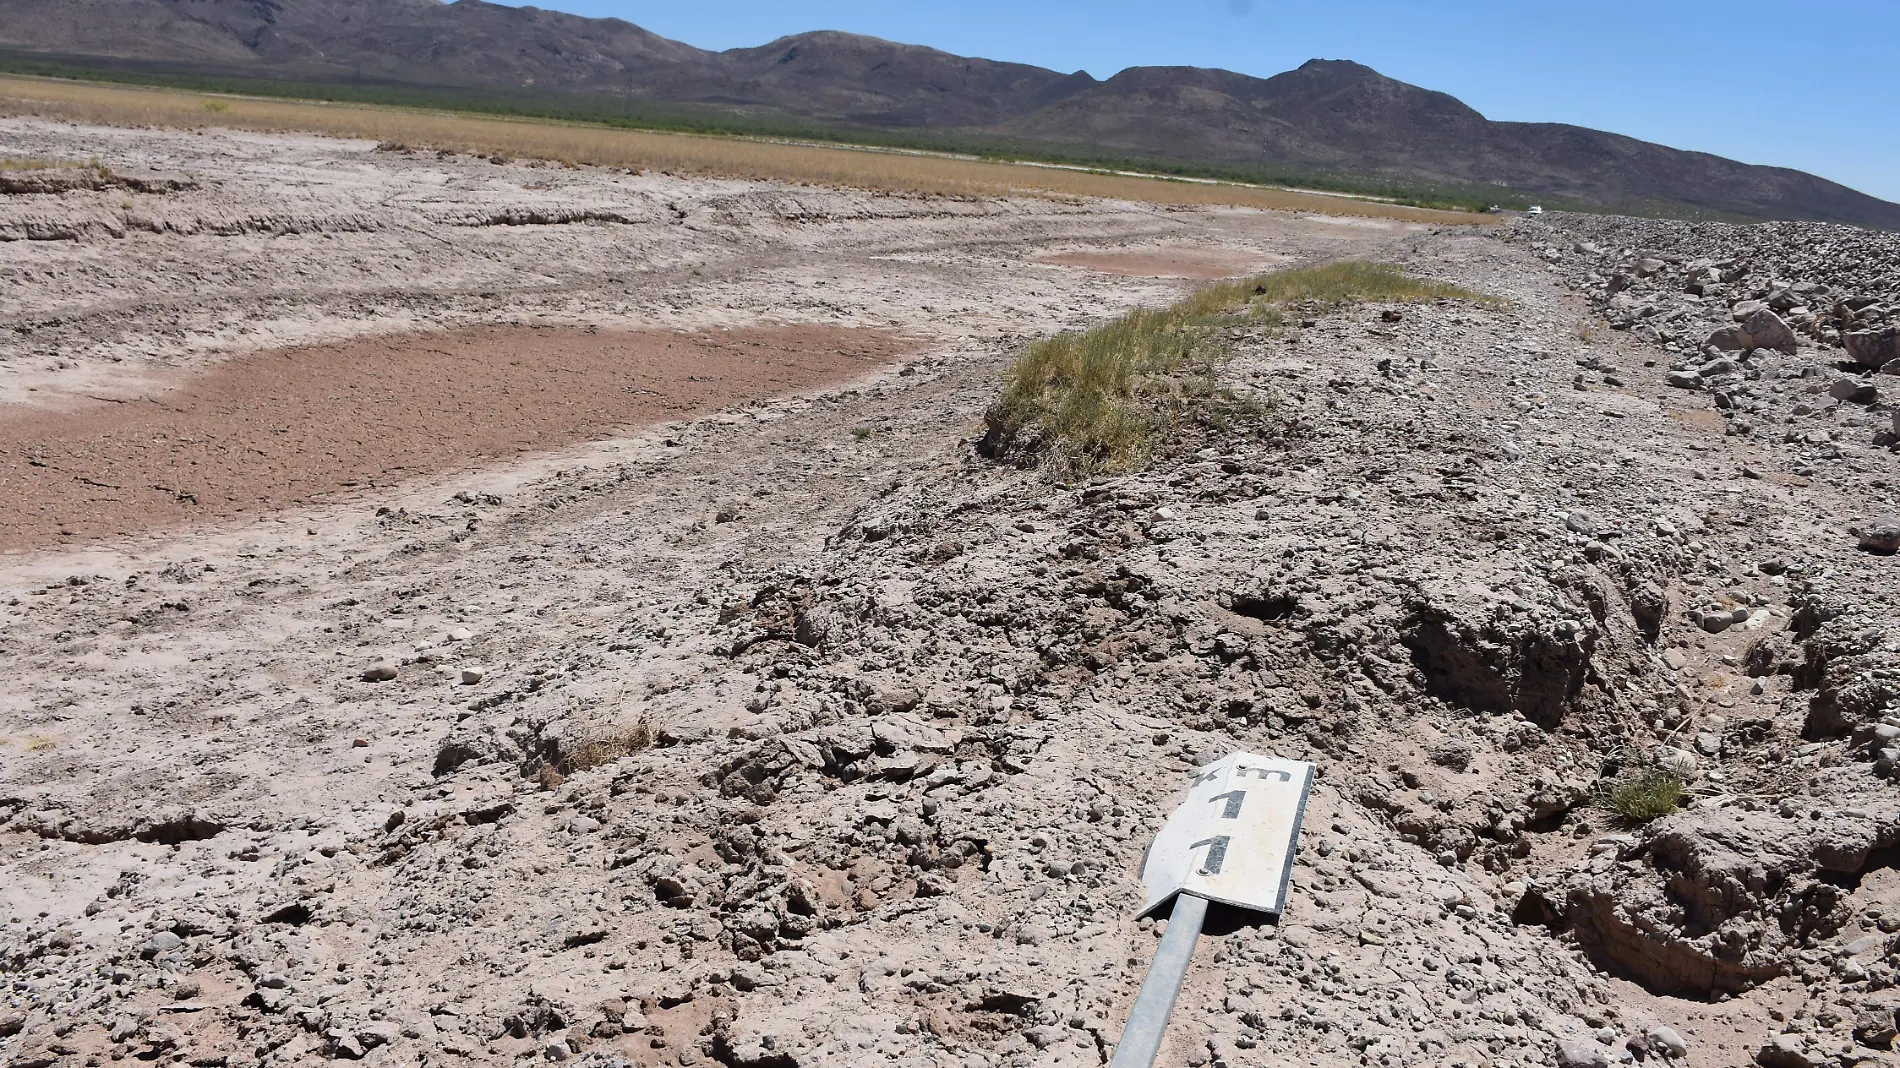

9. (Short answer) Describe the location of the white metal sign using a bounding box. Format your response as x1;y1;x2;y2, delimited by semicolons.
1137;751;1315;919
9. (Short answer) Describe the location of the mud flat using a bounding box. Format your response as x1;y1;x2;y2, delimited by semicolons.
1038;246;1276;279
0;324;910;550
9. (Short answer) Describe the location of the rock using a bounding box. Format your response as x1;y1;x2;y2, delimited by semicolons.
1846;326;1900;369
447;627;472;642
1555;1038;1611;1068
871;714;957;754
139;931;183;959
1854;1010;1898;1051
864;685;922;716
1024;1025;1065;1050
460;666;485;685
1697;611;1732;634
1858;517;1900;554
1828;377;1878;404
1756;1035;1820;1068
1707;309;1797;354
568;816;600;834
1647;1025;1688;1058
1563;511;1597;537
1664;370;1701;389
362;658;398;682
327;1029;366;1060
0;1014;24;1038
1654;746;1698;777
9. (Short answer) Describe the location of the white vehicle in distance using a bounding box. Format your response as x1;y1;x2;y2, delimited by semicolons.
1525;204;1545;215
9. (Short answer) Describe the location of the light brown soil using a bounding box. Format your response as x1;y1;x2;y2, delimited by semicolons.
1040;246;1271;278
0;324;911;551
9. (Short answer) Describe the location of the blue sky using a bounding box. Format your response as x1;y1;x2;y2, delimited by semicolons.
492;0;1900;203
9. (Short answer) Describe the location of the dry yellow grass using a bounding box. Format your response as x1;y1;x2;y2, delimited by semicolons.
0;74;1495;226
984;261;1494;474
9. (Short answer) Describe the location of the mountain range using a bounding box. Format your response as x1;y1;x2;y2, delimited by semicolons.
4;0;1897;229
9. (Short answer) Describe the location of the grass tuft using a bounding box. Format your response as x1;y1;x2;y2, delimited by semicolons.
1599;766;1687;823
538;717;655;790
980;260;1488;475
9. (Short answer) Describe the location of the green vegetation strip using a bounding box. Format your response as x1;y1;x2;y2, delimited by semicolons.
0;51;1530;214
982;262;1489;476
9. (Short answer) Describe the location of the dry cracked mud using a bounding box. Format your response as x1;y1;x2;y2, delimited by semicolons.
3;118;1900;1068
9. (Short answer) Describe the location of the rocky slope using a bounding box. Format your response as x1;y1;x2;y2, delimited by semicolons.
3;121;1900;1068
3;0;1899;227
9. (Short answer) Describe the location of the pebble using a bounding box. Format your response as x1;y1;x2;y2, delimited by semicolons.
460;667;485;685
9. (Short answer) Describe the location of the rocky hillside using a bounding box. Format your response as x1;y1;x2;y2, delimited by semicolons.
4;0;1899;228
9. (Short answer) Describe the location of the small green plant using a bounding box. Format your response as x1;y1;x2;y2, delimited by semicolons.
851;426;874;439
1600;766;1687;823
0;156;58;171
202;99;230;113
980;260;1488;474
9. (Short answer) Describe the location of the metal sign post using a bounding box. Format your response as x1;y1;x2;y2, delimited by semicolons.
1109;752;1315;1068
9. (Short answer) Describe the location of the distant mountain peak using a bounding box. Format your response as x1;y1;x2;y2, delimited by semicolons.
0;0;1893;227
1295;57;1380;76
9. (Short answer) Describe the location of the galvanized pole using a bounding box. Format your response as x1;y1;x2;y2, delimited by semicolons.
1109;892;1209;1068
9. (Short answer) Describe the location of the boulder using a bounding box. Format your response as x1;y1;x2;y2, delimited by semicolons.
1828;377;1878;404
1707;309;1797;354
1859;517;1900;554
1647;1025;1688;1058
1846;326;1900;369
1756;1035;1821;1068
1555;1039;1611;1068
